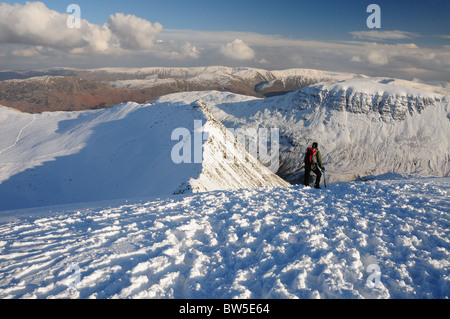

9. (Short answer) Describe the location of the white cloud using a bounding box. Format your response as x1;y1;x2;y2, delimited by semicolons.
0;2;86;49
177;42;200;59
0;2;163;55
107;13;162;50
220;39;255;60
82;24;113;53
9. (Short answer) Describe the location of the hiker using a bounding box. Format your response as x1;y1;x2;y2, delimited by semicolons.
304;142;325;189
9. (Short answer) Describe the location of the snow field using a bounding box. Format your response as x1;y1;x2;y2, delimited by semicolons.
0;175;448;299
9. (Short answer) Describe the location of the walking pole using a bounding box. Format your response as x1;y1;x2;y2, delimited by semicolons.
321;168;327;188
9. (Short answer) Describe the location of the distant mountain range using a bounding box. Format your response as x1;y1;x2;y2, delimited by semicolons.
6;66;448;113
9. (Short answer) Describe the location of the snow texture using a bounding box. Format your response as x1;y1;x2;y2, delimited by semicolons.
0;76;449;299
0;175;448;299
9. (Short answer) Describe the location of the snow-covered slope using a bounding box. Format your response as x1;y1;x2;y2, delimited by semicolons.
204;79;449;184
0;175;448;299
0;95;288;211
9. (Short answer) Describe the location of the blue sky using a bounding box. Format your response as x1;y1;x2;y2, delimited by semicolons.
0;0;449;82
7;0;448;43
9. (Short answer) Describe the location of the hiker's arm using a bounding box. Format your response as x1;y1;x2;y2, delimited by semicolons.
318;151;324;170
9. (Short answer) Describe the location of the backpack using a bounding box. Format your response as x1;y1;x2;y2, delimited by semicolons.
305;147;318;165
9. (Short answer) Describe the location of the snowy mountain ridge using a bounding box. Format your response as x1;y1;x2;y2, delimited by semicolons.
106;66;338;94
293;79;446;122
89;66;450;95
169;98;290;194
0;92;288;211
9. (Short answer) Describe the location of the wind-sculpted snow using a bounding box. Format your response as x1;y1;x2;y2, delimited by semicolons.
0;175;448;299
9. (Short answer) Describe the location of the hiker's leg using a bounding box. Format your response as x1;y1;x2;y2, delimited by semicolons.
304;167;311;186
313;168;322;187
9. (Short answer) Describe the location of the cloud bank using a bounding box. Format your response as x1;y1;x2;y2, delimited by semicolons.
349;30;421;41
160;29;449;81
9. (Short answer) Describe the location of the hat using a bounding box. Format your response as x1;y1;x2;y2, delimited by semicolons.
312;142;318;148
